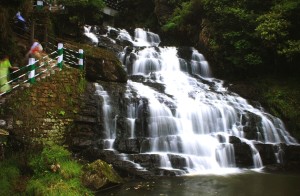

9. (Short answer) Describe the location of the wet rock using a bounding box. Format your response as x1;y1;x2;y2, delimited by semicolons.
243;126;259;140
177;47;193;60
116;38;133;47
72;139;93;149
229;136;242;144
129;154;161;169
108;28;119;39
284;145;300;162
116;117;131;138
282;145;300;171
233;143;254;167
241;112;263;140
255;144;277;165
168;154;188;169
96;149;120;163
98;36;123;54
154;168;186;176
114;138;140;153
263;164;285;172
95;139;112;149
140;138;152;153
216;134;226;143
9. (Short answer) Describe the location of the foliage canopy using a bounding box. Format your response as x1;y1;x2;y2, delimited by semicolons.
161;0;300;77
58;0;105;24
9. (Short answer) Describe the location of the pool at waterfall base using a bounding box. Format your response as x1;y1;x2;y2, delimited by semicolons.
98;171;300;196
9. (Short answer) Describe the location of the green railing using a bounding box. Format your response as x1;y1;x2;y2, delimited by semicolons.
0;43;84;97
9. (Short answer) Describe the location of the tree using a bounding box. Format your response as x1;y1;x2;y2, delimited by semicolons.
57;0;105;24
255;0;300;63
161;0;300;77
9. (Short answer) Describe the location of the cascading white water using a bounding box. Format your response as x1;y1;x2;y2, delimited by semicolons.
113;28;299;174
94;83;115;149
191;50;211;77
84;25;99;44
127;80;238;173
127;100;138;138
134;28;161;47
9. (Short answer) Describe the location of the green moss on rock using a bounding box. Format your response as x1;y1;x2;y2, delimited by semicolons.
82;159;123;191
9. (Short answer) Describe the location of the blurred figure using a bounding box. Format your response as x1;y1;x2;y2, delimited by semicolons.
14;11;27;33
27;40;44;59
0;55;18;93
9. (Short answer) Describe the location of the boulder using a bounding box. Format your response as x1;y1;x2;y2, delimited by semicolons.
254;143;277;165
233;142;254;167
129;154;161;169
85;55;128;83
241;111;263;140
62;42;127;83
229;136;242;144
168;154;188;169
82;159;123;191
114;138;140;153
283;144;300;171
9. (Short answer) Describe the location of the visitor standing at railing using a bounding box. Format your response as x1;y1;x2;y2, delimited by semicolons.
0;55;18;93
27;40;45;59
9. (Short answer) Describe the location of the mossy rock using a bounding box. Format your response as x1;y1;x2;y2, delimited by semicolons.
63;42;128;83
82;159;123;191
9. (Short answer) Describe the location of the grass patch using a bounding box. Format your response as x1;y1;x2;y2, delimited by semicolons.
26;143;93;196
0;157;20;195
1;144;93;195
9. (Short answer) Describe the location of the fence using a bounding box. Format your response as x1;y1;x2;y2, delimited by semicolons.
0;43;84;97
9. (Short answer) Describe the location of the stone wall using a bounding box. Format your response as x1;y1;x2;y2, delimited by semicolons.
1;65;85;148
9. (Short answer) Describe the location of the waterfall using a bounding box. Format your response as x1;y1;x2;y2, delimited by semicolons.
94;83;115;149
134;28;161;47
84;25;99;44
96;28;298;175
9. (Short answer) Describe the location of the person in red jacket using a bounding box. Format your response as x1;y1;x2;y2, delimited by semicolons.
27;40;44;59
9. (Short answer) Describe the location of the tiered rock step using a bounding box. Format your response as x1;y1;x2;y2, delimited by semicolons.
83;137;300;178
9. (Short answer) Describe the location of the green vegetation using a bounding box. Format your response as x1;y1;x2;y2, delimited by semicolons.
155;0;300;139
115;0;158;30
26;143;93;196
58;0;105;24
0;143;93;195
160;0;300;78
255;76;300;140
0;158;20;195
